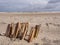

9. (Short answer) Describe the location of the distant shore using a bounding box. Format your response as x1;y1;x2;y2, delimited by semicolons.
0;12;60;16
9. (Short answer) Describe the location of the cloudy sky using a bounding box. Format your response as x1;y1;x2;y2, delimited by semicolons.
0;0;60;12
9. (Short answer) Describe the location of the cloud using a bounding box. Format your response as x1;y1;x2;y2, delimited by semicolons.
48;0;60;3
0;0;60;12
43;0;60;11
0;0;49;12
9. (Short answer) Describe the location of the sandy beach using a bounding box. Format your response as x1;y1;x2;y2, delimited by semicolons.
0;12;60;45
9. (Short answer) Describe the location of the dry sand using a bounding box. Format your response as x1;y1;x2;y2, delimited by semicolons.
0;12;60;45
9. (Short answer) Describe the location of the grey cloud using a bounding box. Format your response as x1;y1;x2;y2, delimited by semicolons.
0;0;49;12
0;0;60;12
48;0;60;3
43;0;60;11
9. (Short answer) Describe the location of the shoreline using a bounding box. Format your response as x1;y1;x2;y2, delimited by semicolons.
0;12;60;16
